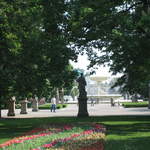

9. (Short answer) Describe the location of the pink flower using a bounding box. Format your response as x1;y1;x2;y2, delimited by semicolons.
63;125;72;130
43;143;53;148
71;134;80;138
14;140;23;143
94;124;104;129
83;130;93;135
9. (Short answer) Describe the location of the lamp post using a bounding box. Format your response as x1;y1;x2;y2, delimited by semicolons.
148;82;150;109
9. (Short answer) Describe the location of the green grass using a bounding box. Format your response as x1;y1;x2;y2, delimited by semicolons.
1;116;150;149
122;101;148;108
38;103;68;109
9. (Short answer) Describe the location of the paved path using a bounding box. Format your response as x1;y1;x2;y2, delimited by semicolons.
2;104;150;118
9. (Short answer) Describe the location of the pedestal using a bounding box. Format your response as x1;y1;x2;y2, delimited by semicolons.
32;98;39;112
77;97;89;117
7;97;16;116
20;99;28;114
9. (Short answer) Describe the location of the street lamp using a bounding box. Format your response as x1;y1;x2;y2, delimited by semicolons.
148;82;150;109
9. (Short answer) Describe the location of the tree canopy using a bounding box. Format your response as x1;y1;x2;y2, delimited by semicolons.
0;0;150;117
0;0;78;117
68;0;150;97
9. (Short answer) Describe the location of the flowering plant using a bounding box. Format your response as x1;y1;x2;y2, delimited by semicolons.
0;123;105;150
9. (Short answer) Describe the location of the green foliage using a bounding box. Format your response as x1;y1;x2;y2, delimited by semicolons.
2;0;150;118
122;101;148;108
38;103;50;109
56;104;63;109
68;0;150;97
62;104;67;108
38;103;68;109
15;104;21;109
0;0;77;115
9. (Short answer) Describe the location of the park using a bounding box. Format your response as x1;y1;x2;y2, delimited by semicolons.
0;0;150;150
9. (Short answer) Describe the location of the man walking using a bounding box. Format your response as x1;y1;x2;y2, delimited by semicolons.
51;97;56;112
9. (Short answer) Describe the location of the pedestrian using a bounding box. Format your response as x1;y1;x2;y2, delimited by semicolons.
110;98;115;107
50;97;56;112
91;98;94;106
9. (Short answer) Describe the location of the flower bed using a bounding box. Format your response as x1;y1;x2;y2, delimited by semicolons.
0;123;105;150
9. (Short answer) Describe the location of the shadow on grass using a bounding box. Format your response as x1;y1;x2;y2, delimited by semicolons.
106;122;150;135
105;136;150;150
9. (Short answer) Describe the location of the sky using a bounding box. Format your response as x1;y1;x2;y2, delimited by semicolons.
70;54;114;77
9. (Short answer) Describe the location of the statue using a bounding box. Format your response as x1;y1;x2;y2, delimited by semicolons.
76;73;89;117
76;73;87;98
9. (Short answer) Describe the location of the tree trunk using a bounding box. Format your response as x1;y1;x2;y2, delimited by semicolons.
59;88;64;104
0;109;1;118
56;88;59;104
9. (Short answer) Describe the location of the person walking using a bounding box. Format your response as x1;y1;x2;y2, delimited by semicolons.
51;97;56;112
91;98;94;106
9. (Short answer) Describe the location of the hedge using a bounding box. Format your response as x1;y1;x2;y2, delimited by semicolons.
38;103;68;109
121;101;148;108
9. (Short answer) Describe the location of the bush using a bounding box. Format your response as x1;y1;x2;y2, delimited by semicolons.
62;104;67;108
1;104;7;109
27;102;32;108
56;104;62;109
38;103;68;109
122;101;148;108
15;104;21;109
38;103;51;109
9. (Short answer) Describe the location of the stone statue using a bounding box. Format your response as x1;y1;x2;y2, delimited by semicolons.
76;73;87;98
76;73;89;117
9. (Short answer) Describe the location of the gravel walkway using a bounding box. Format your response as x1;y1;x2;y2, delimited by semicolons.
2;104;150;118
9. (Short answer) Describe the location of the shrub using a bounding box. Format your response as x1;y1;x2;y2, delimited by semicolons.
27;102;32;108
38;103;51;109
15;104;21;109
39;103;68;109
56;104;62;109
1;104;7;109
122;101;148;108
62;104;67;108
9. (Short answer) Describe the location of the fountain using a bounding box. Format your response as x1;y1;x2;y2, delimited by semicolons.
86;76;122;103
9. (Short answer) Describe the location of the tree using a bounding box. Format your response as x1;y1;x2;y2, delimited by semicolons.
68;0;150;97
0;0;23;117
0;0;79;118
41;0;78;100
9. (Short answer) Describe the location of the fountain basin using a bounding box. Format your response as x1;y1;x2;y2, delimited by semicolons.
87;94;123;103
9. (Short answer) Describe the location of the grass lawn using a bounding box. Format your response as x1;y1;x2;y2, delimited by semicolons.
0;116;150;150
